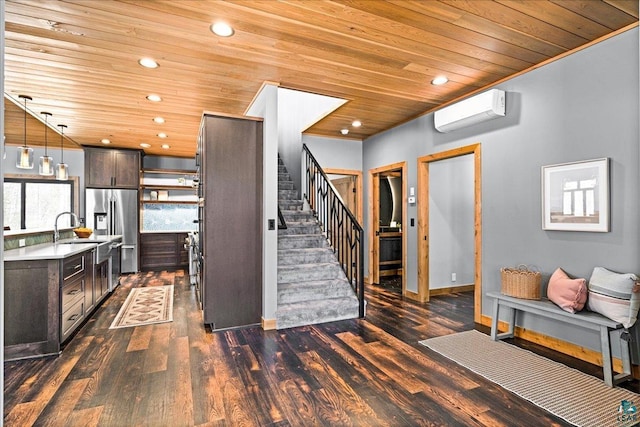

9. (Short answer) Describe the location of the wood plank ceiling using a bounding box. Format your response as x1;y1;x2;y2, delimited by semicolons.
4;0;638;158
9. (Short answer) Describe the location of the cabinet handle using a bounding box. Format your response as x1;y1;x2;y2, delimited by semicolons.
68;314;80;322
74;264;82;270
68;289;81;295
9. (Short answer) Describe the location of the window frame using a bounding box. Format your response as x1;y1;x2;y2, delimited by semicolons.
4;173;80;231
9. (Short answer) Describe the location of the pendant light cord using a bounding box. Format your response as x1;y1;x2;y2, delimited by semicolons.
23;98;27;149
42;112;51;156
58;124;67;163
20;95;31;149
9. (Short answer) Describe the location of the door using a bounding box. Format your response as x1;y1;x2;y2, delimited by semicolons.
112;189;139;273
85;149;113;188
369;162;406;290
113;151;140;188
332;176;357;216
85;188;110;234
417;144;482;321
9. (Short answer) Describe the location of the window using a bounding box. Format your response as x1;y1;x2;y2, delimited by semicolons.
3;177;75;231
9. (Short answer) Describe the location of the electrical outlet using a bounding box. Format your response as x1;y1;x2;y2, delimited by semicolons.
18;239;26;247
451;273;457;282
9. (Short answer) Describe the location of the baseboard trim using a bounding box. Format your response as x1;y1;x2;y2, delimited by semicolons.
479;314;633;376
403;289;427;303
261;317;277;330
429;284;474;296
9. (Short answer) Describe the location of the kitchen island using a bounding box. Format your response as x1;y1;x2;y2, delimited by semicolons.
4;235;122;361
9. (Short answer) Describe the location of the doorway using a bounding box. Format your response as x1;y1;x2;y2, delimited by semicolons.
369;162;407;294
417;144;482;322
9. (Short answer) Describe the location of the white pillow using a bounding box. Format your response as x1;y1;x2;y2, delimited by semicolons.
587;267;640;328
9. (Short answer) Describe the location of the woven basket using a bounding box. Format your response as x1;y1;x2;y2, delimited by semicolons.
501;264;541;300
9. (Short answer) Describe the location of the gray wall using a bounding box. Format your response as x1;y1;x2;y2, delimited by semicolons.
362;28;639;355
303;135;363;171
429;155;475;289
143;155;196;170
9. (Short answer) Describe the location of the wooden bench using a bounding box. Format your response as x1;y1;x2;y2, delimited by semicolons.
487;291;632;387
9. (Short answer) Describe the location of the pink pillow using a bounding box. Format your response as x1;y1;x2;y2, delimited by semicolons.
547;268;588;313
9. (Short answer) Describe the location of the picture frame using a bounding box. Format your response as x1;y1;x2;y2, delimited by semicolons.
541;157;609;232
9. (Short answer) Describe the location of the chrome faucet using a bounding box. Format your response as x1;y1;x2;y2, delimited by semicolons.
54;211;79;243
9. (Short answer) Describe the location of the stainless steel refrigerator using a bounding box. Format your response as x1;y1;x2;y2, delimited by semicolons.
85;189;139;273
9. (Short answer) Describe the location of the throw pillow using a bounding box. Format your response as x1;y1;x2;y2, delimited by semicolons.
587;267;640;328
546;268;587;313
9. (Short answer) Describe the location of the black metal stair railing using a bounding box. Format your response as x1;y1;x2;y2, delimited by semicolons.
302;144;365;318
277;207;287;230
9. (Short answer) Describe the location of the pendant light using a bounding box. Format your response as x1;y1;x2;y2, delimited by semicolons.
16;95;34;169
55;124;69;181
39;112;54;176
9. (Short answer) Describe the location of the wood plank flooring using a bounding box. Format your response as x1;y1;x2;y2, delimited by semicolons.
4;271;633;426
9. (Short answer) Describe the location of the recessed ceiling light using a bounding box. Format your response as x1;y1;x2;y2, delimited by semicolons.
340;129;349;135
211;22;234;37
352;120;362;127
161;144;170;149
431;76;449;86
157;132;167;138
146;94;162;102
101;139;111;144
140;143;151;148
138;57;158;69
153;116;165;124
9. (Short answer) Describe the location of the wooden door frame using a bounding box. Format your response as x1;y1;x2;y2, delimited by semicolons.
324;168;363;224
368;162;407;292
417;144;482;323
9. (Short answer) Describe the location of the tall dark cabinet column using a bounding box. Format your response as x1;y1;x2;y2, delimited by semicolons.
197;114;263;329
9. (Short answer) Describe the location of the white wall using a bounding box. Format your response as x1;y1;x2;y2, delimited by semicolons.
246;84;279;325
277;88;346;194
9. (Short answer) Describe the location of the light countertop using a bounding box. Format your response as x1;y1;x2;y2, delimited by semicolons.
140;230;196;234
4;235;123;262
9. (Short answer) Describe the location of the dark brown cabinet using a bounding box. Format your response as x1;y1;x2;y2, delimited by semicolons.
4;249;95;361
140;232;188;271
198;114;263;330
85;147;141;188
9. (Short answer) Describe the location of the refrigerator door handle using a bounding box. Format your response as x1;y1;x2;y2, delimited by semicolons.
110;199;117;235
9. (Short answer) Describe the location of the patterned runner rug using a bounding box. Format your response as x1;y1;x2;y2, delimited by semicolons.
110;285;174;329
420;330;640;427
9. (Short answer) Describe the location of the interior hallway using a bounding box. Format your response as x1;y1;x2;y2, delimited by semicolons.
4;270;615;426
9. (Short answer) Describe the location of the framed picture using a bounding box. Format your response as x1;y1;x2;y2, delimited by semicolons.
542;157;609;232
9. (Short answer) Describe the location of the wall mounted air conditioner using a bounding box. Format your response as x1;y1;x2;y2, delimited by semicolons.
434;89;506;133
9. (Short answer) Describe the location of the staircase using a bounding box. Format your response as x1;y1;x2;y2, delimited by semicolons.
276;157;361;329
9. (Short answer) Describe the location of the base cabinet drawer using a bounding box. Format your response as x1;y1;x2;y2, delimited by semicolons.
62;277;84;313
63;253;85;281
61;299;84;342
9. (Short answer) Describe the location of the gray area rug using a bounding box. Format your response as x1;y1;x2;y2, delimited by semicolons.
110;285;174;329
420;330;640;427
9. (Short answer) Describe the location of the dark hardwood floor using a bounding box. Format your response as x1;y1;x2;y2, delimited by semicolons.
6;270;623;426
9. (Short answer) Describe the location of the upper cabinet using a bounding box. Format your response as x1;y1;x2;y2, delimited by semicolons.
84;147;141;189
